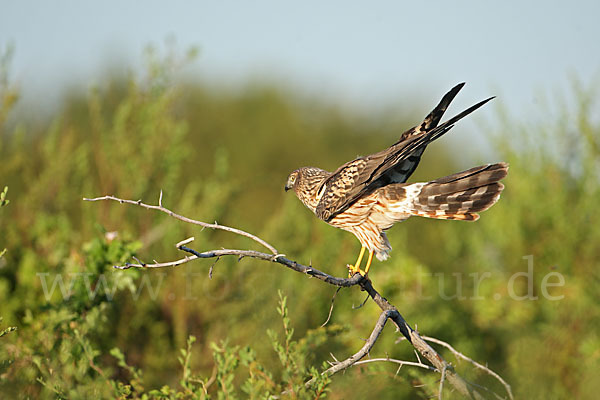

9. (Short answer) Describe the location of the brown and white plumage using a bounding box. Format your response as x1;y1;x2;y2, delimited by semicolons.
284;83;508;275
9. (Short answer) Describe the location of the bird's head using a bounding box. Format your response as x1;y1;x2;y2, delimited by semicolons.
285;167;331;212
285;166;331;206
284;170;300;192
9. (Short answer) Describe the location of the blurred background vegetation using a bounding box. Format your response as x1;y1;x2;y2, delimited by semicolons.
1;45;599;399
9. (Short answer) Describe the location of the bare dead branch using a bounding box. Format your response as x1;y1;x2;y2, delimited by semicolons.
303;310;400;389
208;256;220;279
352;293;370;309
422;336;514;400
113;254;198;270
83;195;278;254
352;357;435;372
461;380;507;400
85;193;509;399
113;243;363;287
178;245;365;288
317;310;441;378
175;237;195;247
321;287;341;327
439;364;447;400
322;310;394;376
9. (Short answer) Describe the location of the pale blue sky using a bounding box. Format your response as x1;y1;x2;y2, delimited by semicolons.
1;0;599;128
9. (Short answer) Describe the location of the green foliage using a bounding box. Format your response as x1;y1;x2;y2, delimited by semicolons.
3;231;144;398
0;317;17;378
106;297;330;399
0;186;8;208
0;318;16;338
265;291;331;398
0;44;599;399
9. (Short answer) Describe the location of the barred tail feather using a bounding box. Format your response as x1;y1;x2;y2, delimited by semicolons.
356;162;507;260
410;162;508;221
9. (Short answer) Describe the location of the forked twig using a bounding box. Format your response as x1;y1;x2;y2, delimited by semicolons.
321;287;342;327
422;336;513;400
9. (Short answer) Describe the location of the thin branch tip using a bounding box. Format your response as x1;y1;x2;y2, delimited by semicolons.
85;193;279;254
176;237;195;248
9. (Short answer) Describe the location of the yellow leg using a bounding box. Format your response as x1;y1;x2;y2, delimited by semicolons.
348;246;366;276
364;250;374;275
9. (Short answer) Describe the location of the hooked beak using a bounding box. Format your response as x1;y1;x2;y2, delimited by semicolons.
284;184;291;192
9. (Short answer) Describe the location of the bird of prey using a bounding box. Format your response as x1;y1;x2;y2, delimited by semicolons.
284;83;508;276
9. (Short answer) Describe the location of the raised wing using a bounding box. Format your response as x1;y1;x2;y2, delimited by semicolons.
380;82;465;185
315;85;494;222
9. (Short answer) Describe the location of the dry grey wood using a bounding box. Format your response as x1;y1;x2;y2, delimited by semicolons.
84;194;278;254
294;309;439;399
85;193;513;399
303;309;438;390
422;336;513;400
